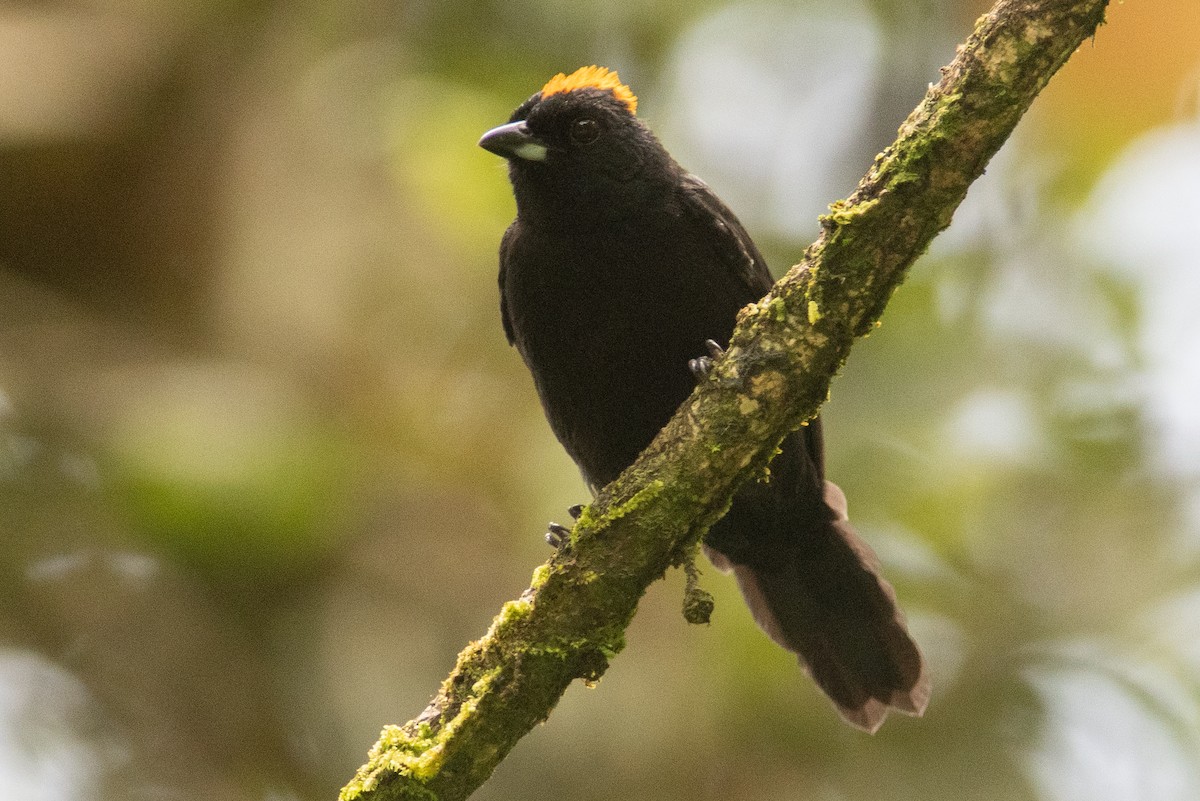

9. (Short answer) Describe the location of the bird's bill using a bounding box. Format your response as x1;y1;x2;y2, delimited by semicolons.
478;121;549;162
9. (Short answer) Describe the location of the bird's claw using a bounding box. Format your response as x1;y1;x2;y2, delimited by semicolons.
689;339;726;383
546;506;583;548
546;522;572;549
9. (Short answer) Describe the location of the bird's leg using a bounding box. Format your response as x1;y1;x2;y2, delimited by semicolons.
687;339;725;383
567;504;584;519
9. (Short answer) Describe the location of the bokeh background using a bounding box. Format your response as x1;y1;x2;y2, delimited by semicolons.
2;1;1199;799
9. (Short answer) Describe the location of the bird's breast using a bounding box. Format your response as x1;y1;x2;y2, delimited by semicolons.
502;218;744;485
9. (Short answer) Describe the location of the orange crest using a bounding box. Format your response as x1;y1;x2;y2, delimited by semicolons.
540;66;638;115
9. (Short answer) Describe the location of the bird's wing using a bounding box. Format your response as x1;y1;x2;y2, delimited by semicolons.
677;173;775;299
498;221;519;345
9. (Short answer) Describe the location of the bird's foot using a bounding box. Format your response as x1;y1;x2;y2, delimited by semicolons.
545;505;585;549
545;521;573;549
688;339;726;383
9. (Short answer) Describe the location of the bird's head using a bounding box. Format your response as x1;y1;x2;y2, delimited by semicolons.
479;66;676;221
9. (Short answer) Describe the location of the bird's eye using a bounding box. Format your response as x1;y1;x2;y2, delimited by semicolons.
570;117;601;145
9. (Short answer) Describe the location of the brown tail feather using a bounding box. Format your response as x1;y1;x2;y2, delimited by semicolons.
708;482;929;733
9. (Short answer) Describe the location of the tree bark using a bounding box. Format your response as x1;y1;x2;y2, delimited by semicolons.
340;1;1110;798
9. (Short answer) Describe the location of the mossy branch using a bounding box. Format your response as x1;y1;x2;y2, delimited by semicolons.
341;1;1109;799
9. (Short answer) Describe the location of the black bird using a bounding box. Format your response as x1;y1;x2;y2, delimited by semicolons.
479;66;928;731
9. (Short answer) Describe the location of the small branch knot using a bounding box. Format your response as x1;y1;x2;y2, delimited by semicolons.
682;551;715;625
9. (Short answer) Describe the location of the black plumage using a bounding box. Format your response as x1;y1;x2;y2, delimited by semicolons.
480;67;928;731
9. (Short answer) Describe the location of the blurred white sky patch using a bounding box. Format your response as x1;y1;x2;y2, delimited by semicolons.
981;247;1129;371
0;649;117;801
1075;120;1200;478
25;550;161;587
1022;641;1200;801
943;388;1043;465
932;136;1132;370
906;612;967;699
660;0;880;237
1145;587;1200;677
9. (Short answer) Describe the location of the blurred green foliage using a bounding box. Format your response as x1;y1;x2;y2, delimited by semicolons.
2;1;1200;800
